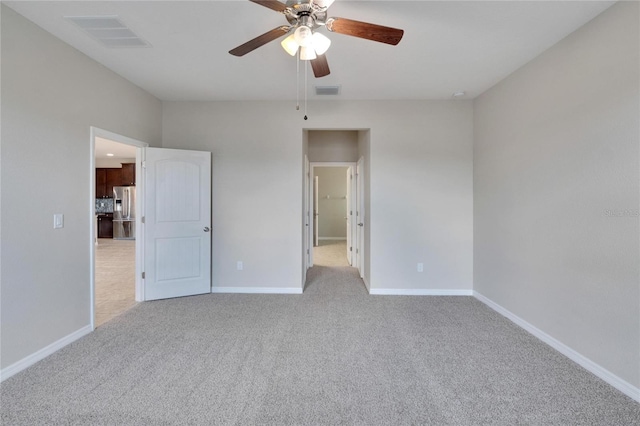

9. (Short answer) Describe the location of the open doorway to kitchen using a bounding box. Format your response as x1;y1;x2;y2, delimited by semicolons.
90;127;147;328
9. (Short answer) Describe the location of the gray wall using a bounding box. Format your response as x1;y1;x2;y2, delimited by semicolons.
473;1;639;388
308;130;358;162
315;167;349;239
0;6;162;370
162;100;474;293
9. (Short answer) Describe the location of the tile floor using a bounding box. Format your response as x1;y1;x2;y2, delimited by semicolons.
95;238;137;327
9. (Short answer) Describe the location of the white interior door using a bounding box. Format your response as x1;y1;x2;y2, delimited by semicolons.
356;157;365;278
143;147;211;300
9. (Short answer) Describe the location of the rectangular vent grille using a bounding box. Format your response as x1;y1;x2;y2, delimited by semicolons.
315;85;341;96
66;16;150;48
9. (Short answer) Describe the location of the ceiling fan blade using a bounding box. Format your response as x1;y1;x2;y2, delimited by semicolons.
249;0;288;13
327;17;404;46
229;26;290;57
310;54;330;78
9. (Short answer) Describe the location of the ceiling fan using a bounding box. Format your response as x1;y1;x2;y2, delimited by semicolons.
229;0;404;78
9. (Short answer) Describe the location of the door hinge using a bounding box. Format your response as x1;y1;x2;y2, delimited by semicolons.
307;249;310;254
141;161;146;169
141;272;145;279
141;216;145;224
350;247;352;252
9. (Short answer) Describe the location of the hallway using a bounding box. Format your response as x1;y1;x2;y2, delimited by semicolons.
313;239;350;267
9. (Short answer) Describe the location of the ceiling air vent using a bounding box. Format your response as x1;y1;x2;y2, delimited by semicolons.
66;16;150;48
315;85;341;96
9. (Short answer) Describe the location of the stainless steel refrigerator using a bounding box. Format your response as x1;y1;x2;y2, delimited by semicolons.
113;186;136;240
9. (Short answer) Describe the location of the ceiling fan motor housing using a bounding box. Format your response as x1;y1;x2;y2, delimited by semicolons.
284;0;328;28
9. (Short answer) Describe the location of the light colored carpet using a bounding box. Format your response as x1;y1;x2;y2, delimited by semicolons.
2;266;639;425
95;238;137;327
314;239;350;267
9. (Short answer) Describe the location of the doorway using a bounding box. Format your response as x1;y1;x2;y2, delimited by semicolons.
302;128;370;292
304;158;367;295
310;163;355;267
90;127;147;329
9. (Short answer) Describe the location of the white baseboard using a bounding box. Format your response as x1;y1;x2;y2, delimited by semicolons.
318;237;347;241
211;287;303;295
370;288;473;296
0;324;92;382
473;291;640;403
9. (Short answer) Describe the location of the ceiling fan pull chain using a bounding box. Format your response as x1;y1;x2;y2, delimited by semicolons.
296;50;300;111
304;59;308;120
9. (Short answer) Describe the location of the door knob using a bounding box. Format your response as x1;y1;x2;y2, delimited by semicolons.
204;227;210;232
358;223;364;227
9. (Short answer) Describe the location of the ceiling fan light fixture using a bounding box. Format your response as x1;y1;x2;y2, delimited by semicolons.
312;32;331;55
294;25;313;47
281;33;299;56
299;46;317;60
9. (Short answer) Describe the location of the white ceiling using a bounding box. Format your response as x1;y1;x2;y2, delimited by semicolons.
95;136;137;159
5;1;614;101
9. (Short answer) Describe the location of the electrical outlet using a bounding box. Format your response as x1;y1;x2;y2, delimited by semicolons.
417;262;424;273
237;261;243;271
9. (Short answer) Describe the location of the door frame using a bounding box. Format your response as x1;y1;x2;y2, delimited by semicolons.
308;162;357;268
303;155;310;282
356;156;365;279
89;127;148;330
313;176;319;248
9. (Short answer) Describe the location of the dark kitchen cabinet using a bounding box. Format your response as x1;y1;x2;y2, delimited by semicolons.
96;164;134;198
121;163;135;186
96;168;121;198
96;168;108;198
105;168;121;197
95;166;118;237
96;168;122;198
97;214;113;238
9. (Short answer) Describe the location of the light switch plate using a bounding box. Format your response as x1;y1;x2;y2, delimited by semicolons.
417;262;424;272
53;213;64;229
